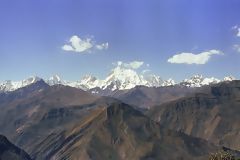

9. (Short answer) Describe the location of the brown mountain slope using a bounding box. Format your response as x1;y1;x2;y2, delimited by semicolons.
148;80;240;151
0;135;32;160
29;102;224;160
0;82;100;145
13;97;119;154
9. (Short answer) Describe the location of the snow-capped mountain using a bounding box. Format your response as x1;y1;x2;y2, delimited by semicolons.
0;71;238;93
102;66;151;90
144;74;164;87
72;66;164;91
0;76;41;92
223;76;236;81
0;66;164;92
68;75;103;90
162;78;176;86
47;75;63;86
180;75;221;87
179;75;236;88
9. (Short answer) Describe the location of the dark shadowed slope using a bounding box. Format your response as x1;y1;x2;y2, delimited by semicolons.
0;135;32;160
148;80;240;151
29;102;225;160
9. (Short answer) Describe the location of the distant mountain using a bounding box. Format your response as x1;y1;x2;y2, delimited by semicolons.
148;80;240;151
47;75;63;86
179;75;236;87
0;135;32;160
91;75;237;109
0;71;237;93
0;72;237;111
0;76;42;93
180;75;221;87
69;66;165;91
162;78;176;86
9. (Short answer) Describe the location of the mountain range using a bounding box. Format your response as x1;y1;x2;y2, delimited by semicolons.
0;66;236;93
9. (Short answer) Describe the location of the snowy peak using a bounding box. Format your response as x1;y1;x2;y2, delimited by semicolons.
223;76;236;81
103;66;149;90
180;75;220;87
144;74;163;87
23;76;41;85
181;75;204;87
78;75;103;90
162;78;176;86
0;76;42;92
0;80;15;92
201;77;221;85
47;75;63;85
105;66;142;84
0;73;238;93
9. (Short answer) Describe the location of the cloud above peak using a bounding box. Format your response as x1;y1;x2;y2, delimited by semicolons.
62;35;108;53
167;50;223;65
114;61;144;69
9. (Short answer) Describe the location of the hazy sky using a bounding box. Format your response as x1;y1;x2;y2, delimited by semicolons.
0;0;240;81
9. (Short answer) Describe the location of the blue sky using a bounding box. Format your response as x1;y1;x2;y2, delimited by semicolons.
0;0;240;81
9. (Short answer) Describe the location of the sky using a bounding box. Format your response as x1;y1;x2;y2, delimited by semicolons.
0;0;240;81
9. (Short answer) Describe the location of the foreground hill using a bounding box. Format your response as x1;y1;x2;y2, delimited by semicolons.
29;102;224;160
0;135;32;160
148;80;240;151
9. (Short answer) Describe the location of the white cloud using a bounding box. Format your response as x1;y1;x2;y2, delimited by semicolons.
167;50;223;64
114;61;144;69
232;25;240;37
96;42;109;50
62;45;74;51
62;35;108;53
62;35;93;53
128;61;144;69
233;44;240;52
142;69;151;74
